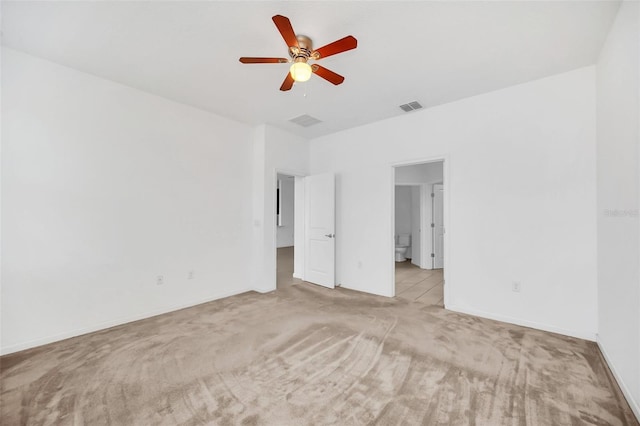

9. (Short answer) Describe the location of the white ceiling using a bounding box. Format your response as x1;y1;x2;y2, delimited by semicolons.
1;1;620;139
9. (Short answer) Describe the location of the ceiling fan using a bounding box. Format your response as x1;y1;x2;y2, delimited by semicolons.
239;15;358;91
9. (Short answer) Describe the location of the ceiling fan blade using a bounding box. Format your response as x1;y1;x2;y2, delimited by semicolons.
280;72;295;91
272;15;299;48
313;36;357;59
312;65;345;85
239;57;288;64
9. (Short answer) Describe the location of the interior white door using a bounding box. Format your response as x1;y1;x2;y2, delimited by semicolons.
304;173;335;288
432;183;444;269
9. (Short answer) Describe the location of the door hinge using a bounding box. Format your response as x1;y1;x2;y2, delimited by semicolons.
431;253;435;258
431;193;435;198
431;223;435;228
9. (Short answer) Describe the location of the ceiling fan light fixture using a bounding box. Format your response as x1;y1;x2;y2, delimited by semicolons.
239;15;356;91
290;61;312;82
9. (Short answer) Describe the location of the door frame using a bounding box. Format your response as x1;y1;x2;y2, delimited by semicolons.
390;156;450;307
272;168;307;290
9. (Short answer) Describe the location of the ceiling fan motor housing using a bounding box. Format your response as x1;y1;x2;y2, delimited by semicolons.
290;35;314;62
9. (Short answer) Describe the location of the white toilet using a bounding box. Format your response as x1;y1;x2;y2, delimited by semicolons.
395;234;411;262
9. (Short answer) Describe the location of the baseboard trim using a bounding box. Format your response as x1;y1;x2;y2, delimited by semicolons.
0;287;253;356
596;337;640;422
446;304;597;341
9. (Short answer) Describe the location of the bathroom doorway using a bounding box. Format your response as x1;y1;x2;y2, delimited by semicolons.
393;160;445;306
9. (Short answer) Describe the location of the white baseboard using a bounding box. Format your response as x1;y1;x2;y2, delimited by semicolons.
596;337;640;422
0;287;253;356
446;304;597;341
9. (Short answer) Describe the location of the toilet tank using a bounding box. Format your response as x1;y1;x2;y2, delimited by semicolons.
397;234;411;246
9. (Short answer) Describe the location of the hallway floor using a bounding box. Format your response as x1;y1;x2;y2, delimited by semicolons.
395;261;444;306
277;246;301;288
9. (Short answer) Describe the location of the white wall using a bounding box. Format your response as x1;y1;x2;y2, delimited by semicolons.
293;176;305;278
394;186;412;236
251;125;309;293
394;185;412;258
276;174;295;248
595;1;640;418
310;66;598;340
1;48;255;354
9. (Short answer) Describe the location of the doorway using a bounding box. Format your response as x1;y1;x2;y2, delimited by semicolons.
393;160;445;306
276;173;299;288
273;171;336;291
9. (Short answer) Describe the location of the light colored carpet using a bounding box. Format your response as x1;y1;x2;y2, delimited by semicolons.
1;281;637;424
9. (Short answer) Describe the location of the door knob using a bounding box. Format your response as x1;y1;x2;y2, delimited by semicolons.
325;233;335;238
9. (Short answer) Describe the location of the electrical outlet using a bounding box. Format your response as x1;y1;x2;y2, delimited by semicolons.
157;275;164;286
188;271;194;280
512;281;521;293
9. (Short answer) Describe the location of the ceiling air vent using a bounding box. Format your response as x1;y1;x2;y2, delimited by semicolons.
399;101;423;112
289;114;323;127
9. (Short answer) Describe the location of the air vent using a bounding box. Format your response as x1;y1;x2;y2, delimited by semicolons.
399;101;423;112
289;114;322;127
